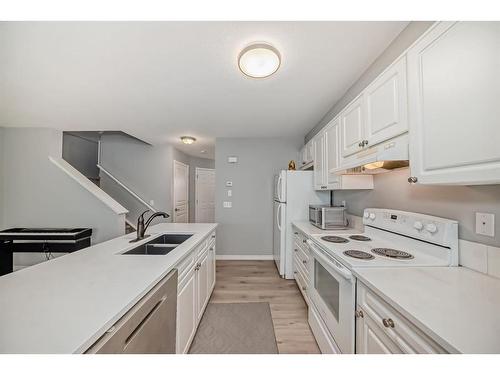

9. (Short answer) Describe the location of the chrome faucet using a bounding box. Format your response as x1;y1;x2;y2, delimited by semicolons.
131;210;170;242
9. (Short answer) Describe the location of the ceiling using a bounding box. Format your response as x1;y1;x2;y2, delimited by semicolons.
0;21;408;159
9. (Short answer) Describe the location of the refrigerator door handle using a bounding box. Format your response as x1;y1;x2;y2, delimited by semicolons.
276;204;282;232
276;174;282;202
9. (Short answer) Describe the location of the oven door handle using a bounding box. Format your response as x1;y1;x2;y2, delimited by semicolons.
306;239;353;281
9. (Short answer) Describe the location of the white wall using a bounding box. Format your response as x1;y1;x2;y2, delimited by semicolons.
1;128;125;244
99;133;214;224
215;137;303;256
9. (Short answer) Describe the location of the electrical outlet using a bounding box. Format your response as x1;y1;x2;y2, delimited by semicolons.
223;201;232;208
476;213;495;237
227;190;232;197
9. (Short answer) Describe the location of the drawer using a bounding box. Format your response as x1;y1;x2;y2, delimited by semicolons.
208;230;216;247
294;264;309;305
357;282;446;354
293;251;309;281
176;252;196;285
86;270;178;354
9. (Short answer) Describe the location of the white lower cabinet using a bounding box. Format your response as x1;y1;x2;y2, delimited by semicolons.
175;231;217;354
176;268;197;354
356;282;446;354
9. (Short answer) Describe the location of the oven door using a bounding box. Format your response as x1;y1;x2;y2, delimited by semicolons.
307;240;355;354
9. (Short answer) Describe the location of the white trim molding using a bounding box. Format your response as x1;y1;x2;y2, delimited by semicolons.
216;255;274;260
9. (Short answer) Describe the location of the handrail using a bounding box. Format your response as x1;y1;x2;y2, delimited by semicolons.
97;164;157;213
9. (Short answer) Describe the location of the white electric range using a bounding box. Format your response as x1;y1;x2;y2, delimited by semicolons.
306;208;459;354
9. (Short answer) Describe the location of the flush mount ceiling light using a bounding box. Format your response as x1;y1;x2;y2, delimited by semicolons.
180;136;196;145
238;43;281;78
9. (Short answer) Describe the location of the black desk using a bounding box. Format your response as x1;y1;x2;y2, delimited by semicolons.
0;228;92;276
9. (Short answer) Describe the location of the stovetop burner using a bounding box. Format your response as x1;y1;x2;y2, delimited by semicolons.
321;236;349;244
343;250;374;260
371;248;414;259
349;235;371;242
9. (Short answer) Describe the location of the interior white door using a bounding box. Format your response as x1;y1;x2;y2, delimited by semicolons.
173;160;189;223
195;168;215;223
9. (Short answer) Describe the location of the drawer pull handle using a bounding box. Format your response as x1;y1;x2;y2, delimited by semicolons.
302;239;307;243
302;286;307;291
294;232;298;235
302;260;307;264
382;318;395;328
293;271;297;274
211;235;216;239
355;310;364;318
125;297;166;346
209;247;214;251
294;249;298;252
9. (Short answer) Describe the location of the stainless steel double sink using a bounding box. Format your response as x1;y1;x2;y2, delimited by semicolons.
122;234;193;255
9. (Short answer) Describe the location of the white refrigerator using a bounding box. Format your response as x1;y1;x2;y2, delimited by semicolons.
273;170;329;279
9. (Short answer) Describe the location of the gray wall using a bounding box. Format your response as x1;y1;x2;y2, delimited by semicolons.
0;127;4;229
188;156;215;221
62;132;99;179
0;127;124;244
305;21;434;142
334;168;500;247
100;133;213;224
215;137;302;256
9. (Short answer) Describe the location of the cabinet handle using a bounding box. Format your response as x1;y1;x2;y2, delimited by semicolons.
408;176;418;184
321;185;327;189
294;271;297;274
382;318;395;328
211;235;216;239
294;249;298;252
209;247;214;251
294;232;298;235
363;140;369;146
302;239;307;243
302;286;307;291
302;260;307;264
358;142;363;147
355;310;364;318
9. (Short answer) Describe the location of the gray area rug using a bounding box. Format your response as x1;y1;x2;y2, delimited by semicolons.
189;302;278;354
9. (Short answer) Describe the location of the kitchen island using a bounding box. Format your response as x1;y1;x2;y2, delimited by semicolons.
0;223;217;354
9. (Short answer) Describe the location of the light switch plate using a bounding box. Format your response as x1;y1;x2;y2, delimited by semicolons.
223;201;232;208
228;156;238;163
227;190;232;197
476;213;495;237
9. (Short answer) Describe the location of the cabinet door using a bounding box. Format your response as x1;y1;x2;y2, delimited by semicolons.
196;251;209;321
207;243;216;293
313;134;326;190
306;140;314;163
340;95;365;157
324;118;340;188
356;311;402;354
365;56;408;147
176;270;196;354
407;21;500;185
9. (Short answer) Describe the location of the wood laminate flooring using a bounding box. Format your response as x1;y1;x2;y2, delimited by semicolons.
209;260;320;354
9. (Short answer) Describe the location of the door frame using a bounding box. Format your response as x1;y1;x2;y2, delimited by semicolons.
194;167;215;223
172;160;189;223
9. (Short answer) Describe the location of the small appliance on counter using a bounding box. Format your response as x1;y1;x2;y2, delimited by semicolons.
309;204;348;230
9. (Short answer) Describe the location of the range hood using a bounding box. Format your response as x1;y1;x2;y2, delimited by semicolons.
342;133;409;174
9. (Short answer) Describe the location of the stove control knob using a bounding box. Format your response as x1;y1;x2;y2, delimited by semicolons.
426;223;438;233
413;221;424;231
369;213;376;220
363;212;370;219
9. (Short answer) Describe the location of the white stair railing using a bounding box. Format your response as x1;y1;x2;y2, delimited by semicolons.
96;164;157;214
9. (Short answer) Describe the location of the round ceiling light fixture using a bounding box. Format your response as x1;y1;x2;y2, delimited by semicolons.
238;43;281;78
180;136;196;145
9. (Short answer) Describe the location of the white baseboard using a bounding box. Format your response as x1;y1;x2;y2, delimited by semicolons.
216;255;274;260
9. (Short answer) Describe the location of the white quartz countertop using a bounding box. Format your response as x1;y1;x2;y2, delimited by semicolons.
353;266;500;353
292;221;362;236
0;223;217;354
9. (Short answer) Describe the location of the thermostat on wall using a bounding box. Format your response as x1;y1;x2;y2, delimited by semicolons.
227;156;238;163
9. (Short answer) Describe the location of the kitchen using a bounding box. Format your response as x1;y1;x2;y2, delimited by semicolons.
1;2;500;374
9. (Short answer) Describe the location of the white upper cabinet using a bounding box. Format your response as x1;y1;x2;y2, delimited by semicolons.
300;139;314;169
340;95;365;158
325;119;340;187
407;21;500;185
365;56;408;147
313;132;326;189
